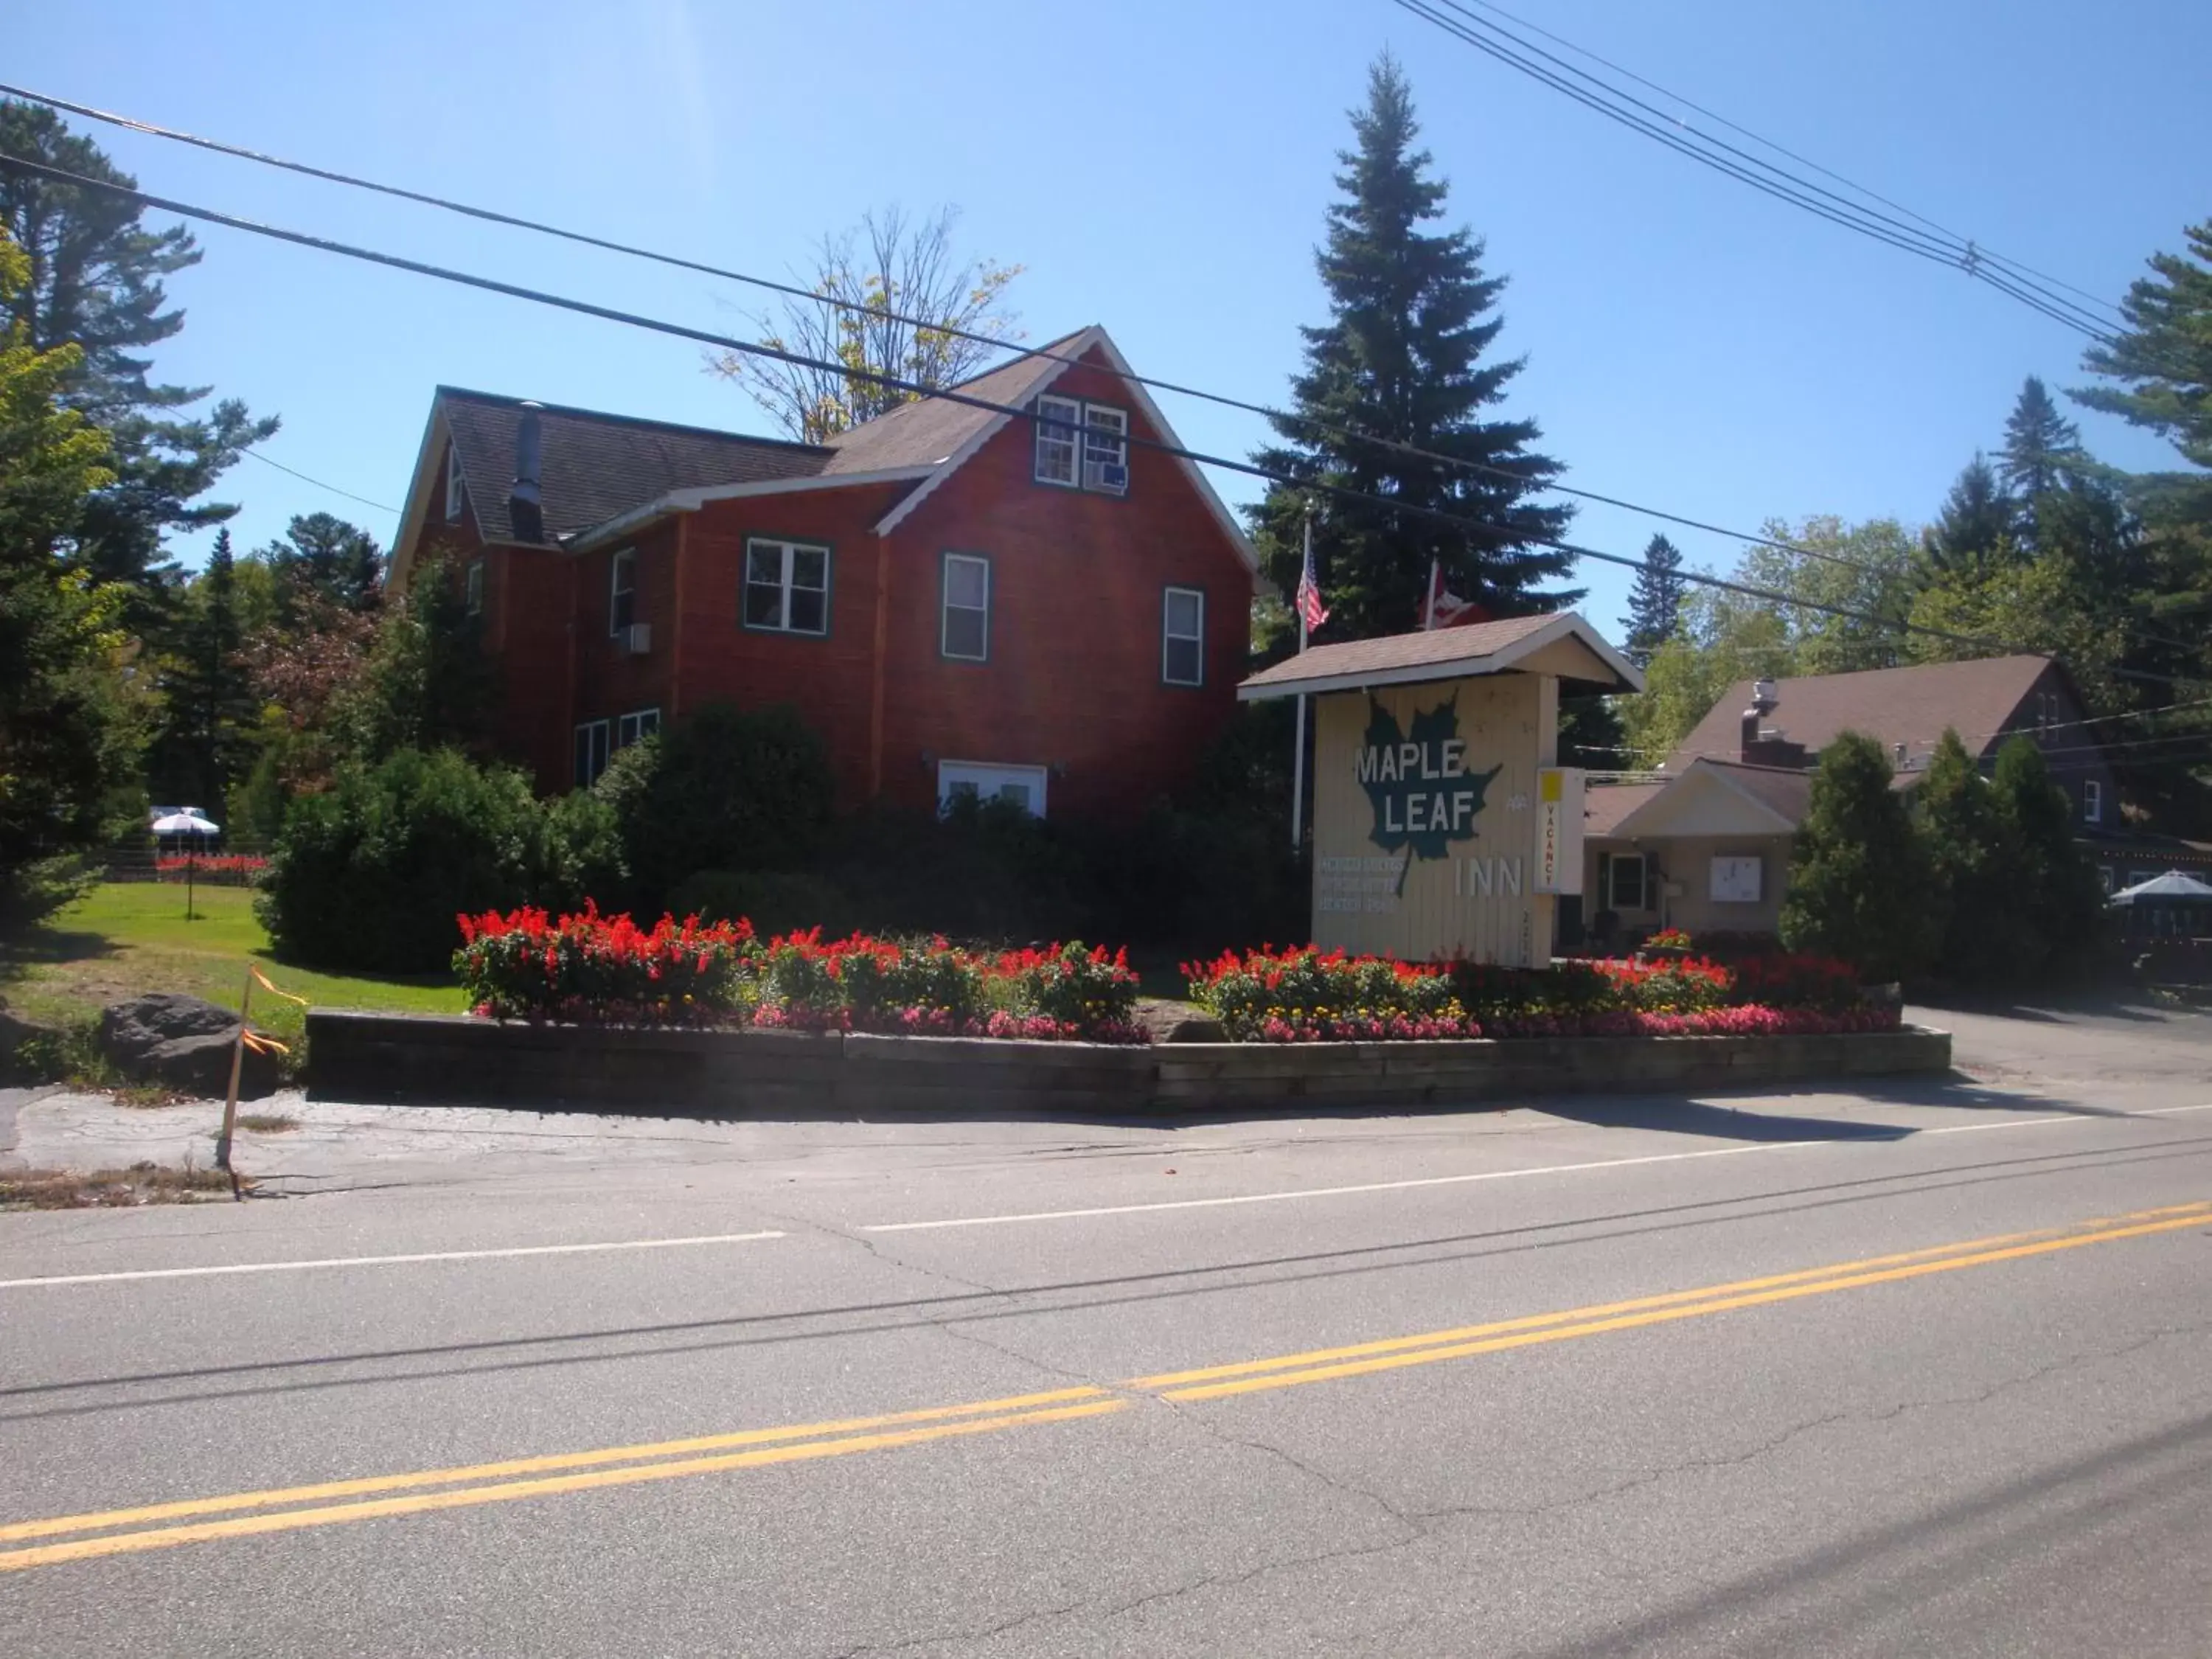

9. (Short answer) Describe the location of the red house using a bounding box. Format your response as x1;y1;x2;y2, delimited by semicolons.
384;328;1261;818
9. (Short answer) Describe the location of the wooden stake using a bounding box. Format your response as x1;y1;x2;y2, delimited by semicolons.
215;961;253;1186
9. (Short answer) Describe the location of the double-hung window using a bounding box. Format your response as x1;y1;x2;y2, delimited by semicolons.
743;538;830;635
609;548;637;635
1162;586;1204;686
464;558;485;617
1034;395;1081;487
444;441;465;522
1082;406;1129;494
942;553;990;661
1033;396;1130;494
616;708;659;749
574;720;611;788
1607;852;1648;911
2083;779;2102;823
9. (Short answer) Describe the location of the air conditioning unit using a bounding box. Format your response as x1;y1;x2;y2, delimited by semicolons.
616;622;651;656
1085;459;1129;494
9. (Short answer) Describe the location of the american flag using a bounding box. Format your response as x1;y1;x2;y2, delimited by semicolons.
1295;535;1328;633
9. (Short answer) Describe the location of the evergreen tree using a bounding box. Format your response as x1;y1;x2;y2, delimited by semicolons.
1927;453;2014;574
1915;728;2037;985
1779;731;1941;982
262;512;383;614
1249;55;1576;641
0;100;276;592
148;528;257;809
1620;533;1686;666
1997;376;2084;501
2075;220;2212;509
1989;736;2107;971
336;554;495;761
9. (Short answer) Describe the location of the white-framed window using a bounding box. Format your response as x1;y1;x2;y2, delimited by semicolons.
1082;405;1130;494
2083;779;2102;823
616;708;660;749
1607;852;1648;911
574;720;611;788
2098;866;2116;895
743;538;830;635
464;558;485;617
1034;394;1081;487
1162;586;1204;686
609;548;637;636
941;553;990;661
938;759;1048;818
2126;869;2154;891
444;440;465;522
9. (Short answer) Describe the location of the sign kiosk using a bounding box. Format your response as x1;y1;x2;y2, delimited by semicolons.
1238;612;1644;967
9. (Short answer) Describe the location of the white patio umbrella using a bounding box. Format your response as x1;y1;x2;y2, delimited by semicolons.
151;810;221;919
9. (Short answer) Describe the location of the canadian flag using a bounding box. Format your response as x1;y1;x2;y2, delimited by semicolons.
1423;560;1488;630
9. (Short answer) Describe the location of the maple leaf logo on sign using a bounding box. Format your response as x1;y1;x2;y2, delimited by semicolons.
1358;693;1504;894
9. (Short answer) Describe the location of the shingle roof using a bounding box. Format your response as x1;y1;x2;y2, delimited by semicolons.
1241;614;1561;691
441;389;830;543
1704;759;1813;825
818;332;1086;476
1584;782;1661;837
1666;656;2056;773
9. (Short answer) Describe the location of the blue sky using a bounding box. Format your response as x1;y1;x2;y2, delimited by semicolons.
11;0;2208;633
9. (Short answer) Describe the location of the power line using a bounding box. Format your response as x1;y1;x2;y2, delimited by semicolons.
0;82;1982;584
1391;0;2120;343
240;446;398;514
1447;0;2128;327
5;150;2196;690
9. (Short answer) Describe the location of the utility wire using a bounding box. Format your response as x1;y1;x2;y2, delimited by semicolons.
0;82;1981;582
240;446;398;514
1447;0;2127;327
6;151;2199;691
1392;0;2119;343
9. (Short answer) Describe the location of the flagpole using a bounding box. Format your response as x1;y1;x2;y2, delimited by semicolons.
1290;512;1310;854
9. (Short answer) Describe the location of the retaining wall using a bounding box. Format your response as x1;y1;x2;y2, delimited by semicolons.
305;1011;1953;1116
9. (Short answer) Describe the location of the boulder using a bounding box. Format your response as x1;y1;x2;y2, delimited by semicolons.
1133;999;1227;1045
96;993;281;1099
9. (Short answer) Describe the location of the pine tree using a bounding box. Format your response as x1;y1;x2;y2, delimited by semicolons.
1997;376;2084;501
149;529;258;808
1;101;276;592
2075;221;2212;497
1928;453;2014;573
1249;55;1576;641
1779;731;1940;982
1621;533;1686;665
1989;736;2107;971
1915;728;2037;984
263;512;383;615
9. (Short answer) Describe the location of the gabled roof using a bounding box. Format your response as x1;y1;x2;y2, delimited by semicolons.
1668;655;2059;773
1237;612;1643;700
442;388;829;544
1584;782;1663;837
389;327;1262;582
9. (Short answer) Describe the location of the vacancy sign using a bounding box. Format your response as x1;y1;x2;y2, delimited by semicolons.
1534;767;1585;895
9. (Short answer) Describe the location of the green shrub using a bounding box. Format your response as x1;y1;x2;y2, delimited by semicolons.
1781;731;1941;982
540;787;630;915
613;703;835;909
259;748;546;973
667;869;855;937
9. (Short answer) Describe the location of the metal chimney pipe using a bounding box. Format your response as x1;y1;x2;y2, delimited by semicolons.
508;402;544;542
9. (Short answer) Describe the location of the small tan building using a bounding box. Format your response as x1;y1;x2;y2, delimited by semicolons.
1576;759;1809;949
1239;613;1641;965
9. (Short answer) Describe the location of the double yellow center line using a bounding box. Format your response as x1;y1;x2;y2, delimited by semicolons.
5;1200;2206;1574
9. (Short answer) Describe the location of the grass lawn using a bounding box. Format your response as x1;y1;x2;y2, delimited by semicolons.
2;883;466;1048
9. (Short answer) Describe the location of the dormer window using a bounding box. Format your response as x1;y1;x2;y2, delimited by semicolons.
444;440;465;523
1032;396;1130;495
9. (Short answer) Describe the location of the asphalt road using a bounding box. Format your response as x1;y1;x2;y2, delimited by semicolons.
3;1001;2210;1656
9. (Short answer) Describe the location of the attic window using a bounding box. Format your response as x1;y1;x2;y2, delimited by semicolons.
444;441;465;523
1033;396;1130;494
1082;406;1128;494
1034;395;1079;487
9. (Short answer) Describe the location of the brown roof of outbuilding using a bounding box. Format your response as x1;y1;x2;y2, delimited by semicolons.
441;388;830;543
1240;614;1561;690
1666;655;2057;773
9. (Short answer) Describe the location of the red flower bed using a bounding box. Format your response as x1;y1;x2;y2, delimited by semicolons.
155;853;268;883
454;902;757;1024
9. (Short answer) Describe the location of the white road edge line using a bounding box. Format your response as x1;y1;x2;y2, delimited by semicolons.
862;1102;2212;1234
0;1231;786;1291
